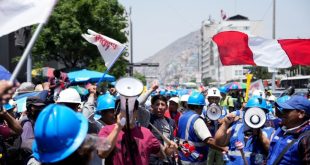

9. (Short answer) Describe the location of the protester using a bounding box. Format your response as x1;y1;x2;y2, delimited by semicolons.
179;94;189;113
97;98;177;165
203;87;225;165
177;92;227;165
20;97;46;150
150;95;177;165
165;96;181;136
48;70;67;101
28;104;99;165
219;86;234;113
56;88;82;112
267;96;310;164
215;96;274;165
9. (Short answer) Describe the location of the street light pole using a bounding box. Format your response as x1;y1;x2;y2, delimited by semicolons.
129;7;133;76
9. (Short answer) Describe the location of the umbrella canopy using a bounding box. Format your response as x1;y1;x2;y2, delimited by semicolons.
68;69;115;83
0;65;12;80
224;82;247;90
32;67;67;79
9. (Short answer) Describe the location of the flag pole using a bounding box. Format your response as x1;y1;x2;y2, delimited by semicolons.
9;23;45;83
97;47;126;85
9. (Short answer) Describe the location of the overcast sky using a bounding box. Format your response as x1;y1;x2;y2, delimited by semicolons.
118;0;310;62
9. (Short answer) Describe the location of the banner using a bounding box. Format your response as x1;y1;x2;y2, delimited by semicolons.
82;29;126;70
249;79;265;98
0;0;57;37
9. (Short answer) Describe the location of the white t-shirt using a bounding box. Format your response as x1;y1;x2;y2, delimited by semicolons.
193;118;212;141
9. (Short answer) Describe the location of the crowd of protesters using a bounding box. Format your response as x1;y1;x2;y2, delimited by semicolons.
0;69;309;165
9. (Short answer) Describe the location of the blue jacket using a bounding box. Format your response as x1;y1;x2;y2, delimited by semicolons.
267;123;310;165
227;122;274;165
177;110;209;163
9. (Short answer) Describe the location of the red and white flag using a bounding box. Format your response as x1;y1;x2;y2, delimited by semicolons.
212;31;310;68
82;29;126;69
0;0;57;37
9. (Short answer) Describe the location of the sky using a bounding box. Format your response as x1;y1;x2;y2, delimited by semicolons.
118;0;310;63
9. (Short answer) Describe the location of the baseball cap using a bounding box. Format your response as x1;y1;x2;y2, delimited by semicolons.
26;97;46;107
275;95;310;114
169;97;179;104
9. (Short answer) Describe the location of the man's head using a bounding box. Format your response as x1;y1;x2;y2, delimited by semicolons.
168;97;179;113
26;97;46;121
151;95;167;118
96;94;116;125
207;87;221;104
219;86;228;99
187;92;205;113
275;95;310;129
57;88;81;112
53;70;61;78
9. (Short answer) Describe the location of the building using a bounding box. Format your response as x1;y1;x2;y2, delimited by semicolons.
201;15;263;86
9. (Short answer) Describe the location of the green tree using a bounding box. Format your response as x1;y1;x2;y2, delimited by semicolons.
32;0;128;77
251;66;272;80
133;71;146;85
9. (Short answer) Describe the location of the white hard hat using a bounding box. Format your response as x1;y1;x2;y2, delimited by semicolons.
252;90;266;99
180;94;189;102
169;97;179;104
267;95;276;102
57;88;81;104
207;87;221;98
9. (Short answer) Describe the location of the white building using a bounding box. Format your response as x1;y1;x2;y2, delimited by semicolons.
201;15;263;85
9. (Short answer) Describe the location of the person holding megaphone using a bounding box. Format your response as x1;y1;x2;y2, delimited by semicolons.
177;92;228;165
214;96;274;165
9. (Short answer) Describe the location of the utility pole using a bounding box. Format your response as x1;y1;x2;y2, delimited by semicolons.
271;0;276;92
129;7;133;76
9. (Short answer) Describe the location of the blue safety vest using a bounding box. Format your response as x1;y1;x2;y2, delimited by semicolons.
227;122;274;165
177;110;209;163
267;126;310;165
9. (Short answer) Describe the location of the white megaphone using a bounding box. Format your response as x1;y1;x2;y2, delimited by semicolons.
115;77;144;113
244;107;266;129
206;104;222;121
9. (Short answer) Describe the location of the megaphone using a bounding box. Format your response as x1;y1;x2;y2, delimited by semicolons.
206;104;222;121
115;77;144;112
244;107;266;129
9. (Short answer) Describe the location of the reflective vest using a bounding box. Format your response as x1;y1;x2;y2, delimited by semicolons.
267;126;310;165
227;122;274;165
177;110;209;163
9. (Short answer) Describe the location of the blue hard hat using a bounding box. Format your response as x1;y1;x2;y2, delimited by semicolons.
96;94;116;111
245;96;268;110
276;95;290;104
3;103;14;111
32;104;88;163
159;90;166;96
188;92;205;106
219;86;228;94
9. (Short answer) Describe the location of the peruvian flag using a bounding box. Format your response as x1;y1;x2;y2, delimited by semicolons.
212;31;310;68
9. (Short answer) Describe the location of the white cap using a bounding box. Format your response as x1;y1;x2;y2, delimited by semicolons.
180;94;189;102
252;90;266;99
169;97;179;104
57;88;81;104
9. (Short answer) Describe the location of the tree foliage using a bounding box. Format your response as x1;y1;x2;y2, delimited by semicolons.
133;71;146;85
32;0;128;77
